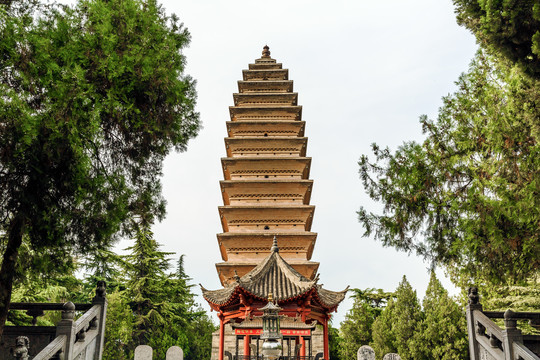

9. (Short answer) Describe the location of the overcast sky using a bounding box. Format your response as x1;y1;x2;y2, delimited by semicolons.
110;0;478;324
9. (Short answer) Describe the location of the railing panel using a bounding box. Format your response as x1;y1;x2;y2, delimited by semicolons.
33;335;66;360
513;342;540;360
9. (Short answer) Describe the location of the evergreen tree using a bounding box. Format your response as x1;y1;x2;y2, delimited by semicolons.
359;50;540;285
101;225;215;360
371;297;397;358
0;0;200;334
453;0;540;78
413;273;468;360
339;288;393;360
371;277;423;360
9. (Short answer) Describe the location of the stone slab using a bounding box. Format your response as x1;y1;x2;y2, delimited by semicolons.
166;346;183;360
383;354;401;360
134;345;152;360
357;345;375;360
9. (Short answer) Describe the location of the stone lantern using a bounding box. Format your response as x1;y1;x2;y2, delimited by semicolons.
260;293;282;359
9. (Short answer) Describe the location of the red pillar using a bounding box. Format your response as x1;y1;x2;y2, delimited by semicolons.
323;319;329;360
218;316;225;360
300;336;306;357
243;334;250;357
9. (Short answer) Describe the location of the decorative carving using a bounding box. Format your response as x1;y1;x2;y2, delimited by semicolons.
503;309;517;329
62;301;76;320
95;280;107;298
468;287;479;304
12;336;29;360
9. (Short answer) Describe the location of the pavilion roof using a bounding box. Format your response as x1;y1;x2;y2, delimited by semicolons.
201;237;347;308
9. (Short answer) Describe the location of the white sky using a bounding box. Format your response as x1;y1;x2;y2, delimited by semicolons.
112;0;478;324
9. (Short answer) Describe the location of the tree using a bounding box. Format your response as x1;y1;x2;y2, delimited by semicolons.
0;0;200;335
359;50;540;285
453;0;540;79
371;277;423;360
413;273;468;360
104;225;215;360
339;288;393;360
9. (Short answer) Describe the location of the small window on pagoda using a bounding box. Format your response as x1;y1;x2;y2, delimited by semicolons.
264;225;270;230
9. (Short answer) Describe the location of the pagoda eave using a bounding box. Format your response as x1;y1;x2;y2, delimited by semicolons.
242;69;289;81
221;157;311;180
218;205;315;233
238;80;293;93
219;179;313;205
233;93;298;107
226;121;305;138
216;232;317;261
224;137;308;157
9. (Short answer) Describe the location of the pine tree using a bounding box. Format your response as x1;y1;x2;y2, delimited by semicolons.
413;273;468;360
371;277;423;360
339;288;393;360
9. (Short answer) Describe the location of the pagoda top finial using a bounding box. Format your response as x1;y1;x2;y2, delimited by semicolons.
261;45;271;58
271;236;279;253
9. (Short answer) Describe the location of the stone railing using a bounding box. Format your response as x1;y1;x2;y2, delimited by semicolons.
466;287;540;360
1;281;107;360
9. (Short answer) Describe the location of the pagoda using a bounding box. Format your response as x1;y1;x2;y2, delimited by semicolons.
202;46;347;360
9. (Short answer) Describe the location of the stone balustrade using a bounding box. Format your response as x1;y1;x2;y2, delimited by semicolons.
1;281;107;360
466;287;540;360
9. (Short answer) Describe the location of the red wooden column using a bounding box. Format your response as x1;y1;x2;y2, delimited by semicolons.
218;315;225;360
323;319;329;360
243;334;250;358
299;336;306;357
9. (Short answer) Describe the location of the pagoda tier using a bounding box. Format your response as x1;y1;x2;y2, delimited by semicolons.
229;106;302;121
233;93;298;107
224;137;307;157
226;121;305;138
222;157;311;180
220;180;313;205
216;232;317;261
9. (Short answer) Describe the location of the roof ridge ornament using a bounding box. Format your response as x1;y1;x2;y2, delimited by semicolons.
262;45;271;58
271;236;279;253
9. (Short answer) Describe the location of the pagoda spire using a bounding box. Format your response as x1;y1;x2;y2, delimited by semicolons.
261;44;271;58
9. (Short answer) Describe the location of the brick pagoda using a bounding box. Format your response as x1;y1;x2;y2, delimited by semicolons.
202;46;347;360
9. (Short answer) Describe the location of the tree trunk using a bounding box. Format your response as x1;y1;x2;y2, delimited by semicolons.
0;216;25;338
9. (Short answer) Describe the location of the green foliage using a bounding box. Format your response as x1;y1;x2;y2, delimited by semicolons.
359;51;540;285
366;275;467;360
0;0;200;332
453;0;540;78
371;277;423;359
413;273;468;360
339;288;393;360
100;225;216;360
328;324;342;360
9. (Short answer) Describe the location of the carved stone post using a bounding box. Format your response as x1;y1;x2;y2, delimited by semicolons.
92;280;108;360
56;301;76;360
13;336;30;360
466;287;482;360
502;309;523;360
